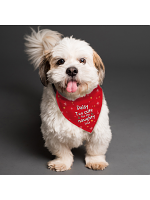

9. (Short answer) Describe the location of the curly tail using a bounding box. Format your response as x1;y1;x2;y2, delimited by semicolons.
24;27;62;69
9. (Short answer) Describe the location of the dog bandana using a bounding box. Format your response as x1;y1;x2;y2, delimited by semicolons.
56;85;103;133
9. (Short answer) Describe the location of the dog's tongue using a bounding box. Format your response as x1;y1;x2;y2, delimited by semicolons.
66;81;77;93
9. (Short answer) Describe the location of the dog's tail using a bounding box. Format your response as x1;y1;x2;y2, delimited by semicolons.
24;27;62;69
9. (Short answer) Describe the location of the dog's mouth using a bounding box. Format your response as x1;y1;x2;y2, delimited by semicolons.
66;79;80;93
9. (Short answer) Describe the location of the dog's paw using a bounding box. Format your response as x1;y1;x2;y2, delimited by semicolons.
85;161;109;170
47;160;71;172
85;155;109;171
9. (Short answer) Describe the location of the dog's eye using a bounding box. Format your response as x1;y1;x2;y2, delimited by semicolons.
57;59;65;65
79;58;86;64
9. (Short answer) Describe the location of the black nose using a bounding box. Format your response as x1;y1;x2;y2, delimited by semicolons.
66;67;78;77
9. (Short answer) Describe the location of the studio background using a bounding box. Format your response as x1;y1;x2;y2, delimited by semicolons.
0;26;150;175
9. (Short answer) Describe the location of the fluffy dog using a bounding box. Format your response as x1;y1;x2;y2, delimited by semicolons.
25;28;112;171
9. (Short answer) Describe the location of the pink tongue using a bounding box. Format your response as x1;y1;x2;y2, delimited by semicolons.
66;81;78;93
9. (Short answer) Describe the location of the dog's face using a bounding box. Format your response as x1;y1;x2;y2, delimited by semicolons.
39;37;105;100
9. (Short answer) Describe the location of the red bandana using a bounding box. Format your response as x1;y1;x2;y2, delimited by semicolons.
56;85;103;133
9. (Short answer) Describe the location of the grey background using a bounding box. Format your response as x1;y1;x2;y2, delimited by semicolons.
0;26;150;175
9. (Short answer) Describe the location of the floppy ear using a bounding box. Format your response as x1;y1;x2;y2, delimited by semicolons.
93;50;105;85
39;52;51;87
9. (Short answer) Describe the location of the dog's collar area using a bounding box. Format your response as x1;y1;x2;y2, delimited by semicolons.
52;84;57;94
56;85;103;133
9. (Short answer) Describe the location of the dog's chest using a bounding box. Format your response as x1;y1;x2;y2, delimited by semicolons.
40;91;90;146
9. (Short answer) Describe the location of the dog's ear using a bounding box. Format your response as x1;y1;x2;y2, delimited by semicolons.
39;52;51;87
93;50;105;85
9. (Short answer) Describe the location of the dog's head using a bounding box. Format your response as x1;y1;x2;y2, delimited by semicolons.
25;28;105;100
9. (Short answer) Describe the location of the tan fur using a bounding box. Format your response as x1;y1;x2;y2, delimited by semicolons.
50;58;66;69
85;162;109;170
39;53;51;86
75;83;88;96
93;50;105;84
47;161;71;172
44;50;50;55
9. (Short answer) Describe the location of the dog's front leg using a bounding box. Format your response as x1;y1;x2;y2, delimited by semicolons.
47;142;73;172
85;131;111;170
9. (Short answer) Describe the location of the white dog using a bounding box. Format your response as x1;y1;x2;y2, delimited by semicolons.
25;28;112;171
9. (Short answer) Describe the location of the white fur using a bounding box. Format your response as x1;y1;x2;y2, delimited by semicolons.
25;28;112;171
25;28;62;69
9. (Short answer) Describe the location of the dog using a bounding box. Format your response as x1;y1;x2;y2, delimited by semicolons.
24;28;112;171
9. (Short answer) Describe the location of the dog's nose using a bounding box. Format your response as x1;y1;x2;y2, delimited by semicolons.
66;67;78;77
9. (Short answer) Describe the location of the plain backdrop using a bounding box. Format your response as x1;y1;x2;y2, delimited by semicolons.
0;26;150;175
